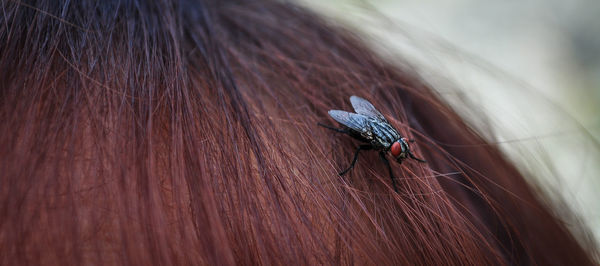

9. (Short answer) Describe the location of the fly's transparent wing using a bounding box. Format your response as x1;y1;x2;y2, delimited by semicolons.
328;110;370;133
350;95;387;122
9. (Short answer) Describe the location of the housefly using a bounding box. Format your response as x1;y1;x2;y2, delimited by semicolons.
318;95;426;192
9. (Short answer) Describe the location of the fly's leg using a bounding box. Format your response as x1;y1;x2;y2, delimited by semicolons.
407;139;427;163
317;123;348;134
409;152;427;163
318;123;373;175
379;152;399;193
339;145;372;176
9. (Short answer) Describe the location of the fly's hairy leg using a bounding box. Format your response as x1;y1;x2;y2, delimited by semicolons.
409;151;427;163
339;145;372;176
405;139;426;163
379;152;399;193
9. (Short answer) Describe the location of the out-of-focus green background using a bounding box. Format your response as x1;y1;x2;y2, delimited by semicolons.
298;0;600;245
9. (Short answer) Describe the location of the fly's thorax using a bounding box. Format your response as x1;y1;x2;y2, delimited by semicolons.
369;119;400;148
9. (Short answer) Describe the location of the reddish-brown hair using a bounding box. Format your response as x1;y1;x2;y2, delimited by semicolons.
0;0;596;265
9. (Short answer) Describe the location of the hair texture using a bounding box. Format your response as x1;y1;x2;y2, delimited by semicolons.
0;0;596;265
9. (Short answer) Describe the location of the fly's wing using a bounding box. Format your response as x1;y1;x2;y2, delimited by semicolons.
350;95;387;122
328;110;370;134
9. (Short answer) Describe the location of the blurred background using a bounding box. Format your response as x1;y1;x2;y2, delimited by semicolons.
298;0;600;245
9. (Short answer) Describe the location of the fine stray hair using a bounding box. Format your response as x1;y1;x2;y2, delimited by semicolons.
0;0;596;265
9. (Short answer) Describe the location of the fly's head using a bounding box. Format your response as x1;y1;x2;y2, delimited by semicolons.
390;138;427;164
390;138;410;162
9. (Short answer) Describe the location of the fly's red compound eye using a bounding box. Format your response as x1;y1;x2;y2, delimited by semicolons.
391;142;401;157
